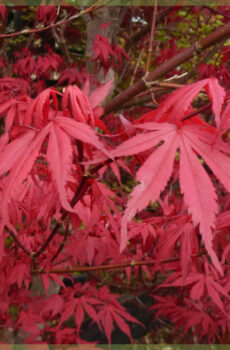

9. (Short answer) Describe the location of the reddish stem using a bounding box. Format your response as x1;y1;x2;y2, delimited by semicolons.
146;0;158;74
45;257;180;274
9;230;30;256
104;21;230;114
35;158;114;259
181;101;212;121
0;0;104;39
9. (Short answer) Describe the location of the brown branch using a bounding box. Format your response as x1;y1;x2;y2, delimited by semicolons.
146;0;158;74
25;32;35;49
41;257;180;274
121;88;165;109
76;140;84;172
126;24;151;47
8;231;30;256
130;47;144;86
126;7;171;49
59;25;73;66
114;60;130;90
181;101;212;121
124;37;226;111
52;25;73;66
104;21;230;115
202;5;230;20
51;223;69;263
34;221;64;259
33;180;87;259
0;0;105;39
34;158;114;259
34;177;90;258
111;83;183;110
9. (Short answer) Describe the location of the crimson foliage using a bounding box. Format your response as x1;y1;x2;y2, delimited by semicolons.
1;4;230;345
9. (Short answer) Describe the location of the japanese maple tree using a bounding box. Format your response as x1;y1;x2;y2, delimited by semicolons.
1;3;230;345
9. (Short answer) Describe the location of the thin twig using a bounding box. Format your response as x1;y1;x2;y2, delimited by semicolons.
104;21;230;114
52;25;73;66
34;158;114;259
130;47;144;86
114;60;130;90
202;5;230;20
51;223;69;263
122;82;184;109
181;101;212;121
25;32;35;49
8;231;30;256
76;140;84;172
0;0;106;39
125;7;171;51
34;221;64;258
41;257;180;274
127;36;225;109
146;0;157;74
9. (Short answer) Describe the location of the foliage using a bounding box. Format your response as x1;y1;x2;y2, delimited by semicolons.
1;4;230;345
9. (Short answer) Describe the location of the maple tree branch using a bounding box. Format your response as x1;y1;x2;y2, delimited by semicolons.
34;158;114;259
51;223;69;263
34;221;64;259
33;178;87;259
76;140;84;173
125;37;226;110
52;26;73;66
125;23;151;50
122;92;159;109
181;101;212;121
125;7;171;50
126;81;210;111
0;0;105;39
116;82;183;109
25;32;35;49
34;178;89;258
145;0;158;74
202;5;230;20
130;47;144;86
40;257;180;274
114;60;130;90
8;231;30;256
104;21;230;114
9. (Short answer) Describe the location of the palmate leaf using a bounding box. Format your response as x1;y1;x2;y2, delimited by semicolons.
179;130;219;270
0;117;111;249
163;266;229;313
113;78;229;274
0;124;52;235
120;128;179;252
46;123;73;213
0;129;36;175
55;117;111;158
116;122;230;274
147;77;225;126
96;286;142;344
62;85;94;125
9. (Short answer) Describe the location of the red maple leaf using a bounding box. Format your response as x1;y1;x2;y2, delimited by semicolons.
113;78;228;274
162;263;229;313
95;286;142;343
0;87;111;259
36;5;57;25
92;34;114;63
